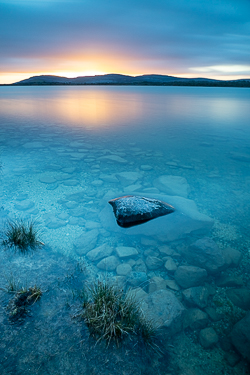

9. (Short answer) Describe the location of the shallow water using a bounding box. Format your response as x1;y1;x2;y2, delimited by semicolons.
0;86;250;374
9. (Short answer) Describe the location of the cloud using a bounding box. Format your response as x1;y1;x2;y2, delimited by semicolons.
0;0;250;81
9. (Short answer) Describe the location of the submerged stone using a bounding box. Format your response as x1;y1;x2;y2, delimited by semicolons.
154;175;190;198
108;195;175;228
100;193;213;241
230;312;250;362
140;289;186;336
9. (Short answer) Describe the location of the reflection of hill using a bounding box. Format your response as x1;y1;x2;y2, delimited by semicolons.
7;74;250;87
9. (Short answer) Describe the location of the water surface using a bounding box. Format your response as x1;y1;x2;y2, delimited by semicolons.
0;86;250;374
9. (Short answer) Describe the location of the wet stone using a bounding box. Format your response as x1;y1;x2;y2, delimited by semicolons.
39;175;57;184
144;248;159;257
14;200;35;211
85;221;101;230
68;217;85;226
127;271;148;288
148;276;167;294
109;195;175;228
116;246;138;259
182;286;209;309
133;259;147;273
223;247;243;268
73;229;99;254
68;207;88;217
204;307;223;322
16;194;28;201
187;237;227;274
57;212;69;220
127;259;136;267
61;167;76;173
145;255;163;270
123;184;142;193
199;327;219;349
216;274;244;287
99;173;119;183
96;255;120;271
46;183;59;190
140;289;186;336
91;180;103;186
140;165;153;171
224;352;241;367
183;308;209;330
226;288;250;310
99;155;127;163
55;173;72;181
127;287;148;302
45;217;67;229
164;257;177;273
153;175;190;198
62;180;79;186
165;280;180;291
65;201;79;209
116;171;142;186
116;263;132;276
174;266;208;288
86;244;113;262
159;245;175;256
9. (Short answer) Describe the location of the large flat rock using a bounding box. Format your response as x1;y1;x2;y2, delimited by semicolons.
109;195;174;228
99;193;213;242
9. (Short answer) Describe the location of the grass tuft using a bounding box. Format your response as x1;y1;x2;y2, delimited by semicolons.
81;280;158;348
8;285;42;320
1;218;44;252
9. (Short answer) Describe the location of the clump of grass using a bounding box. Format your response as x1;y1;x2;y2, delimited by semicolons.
81;280;158;348
1;218;44;252
8;285;42;320
4;273;21;292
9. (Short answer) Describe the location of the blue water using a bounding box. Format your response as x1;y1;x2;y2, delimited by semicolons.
0;86;250;374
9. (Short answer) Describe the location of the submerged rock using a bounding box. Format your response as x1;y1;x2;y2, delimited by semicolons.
230;312;250;362
183;308;209;330
226;288;250;310
100;193;213;242
154;175;190;198
174;266;207;288
96;255;120;271
108;195;175;228
182;286;209;309
199;327;219;348
140;289;186;336
183;237;227;274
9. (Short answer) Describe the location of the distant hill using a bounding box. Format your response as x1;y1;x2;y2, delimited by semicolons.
6;73;250;87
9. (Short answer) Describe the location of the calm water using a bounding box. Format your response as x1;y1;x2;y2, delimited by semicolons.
0;86;250;374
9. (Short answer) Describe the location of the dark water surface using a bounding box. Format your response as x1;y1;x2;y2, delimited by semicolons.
0;86;250;374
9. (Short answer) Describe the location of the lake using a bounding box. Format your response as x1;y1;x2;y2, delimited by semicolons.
0;86;250;374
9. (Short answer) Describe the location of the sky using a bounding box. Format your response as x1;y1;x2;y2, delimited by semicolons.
1;0;250;84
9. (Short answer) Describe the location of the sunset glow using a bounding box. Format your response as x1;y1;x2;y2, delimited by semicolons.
0;0;250;84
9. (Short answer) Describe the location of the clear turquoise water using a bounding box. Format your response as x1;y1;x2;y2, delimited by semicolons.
0;86;250;374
